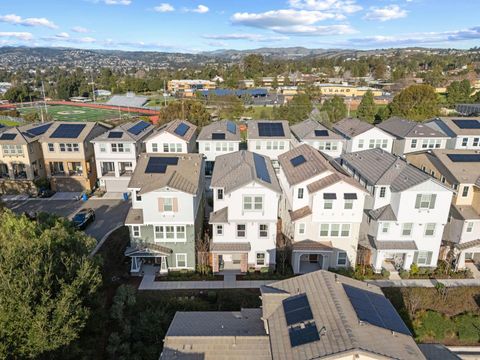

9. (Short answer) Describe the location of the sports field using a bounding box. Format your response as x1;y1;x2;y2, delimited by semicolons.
18;105;140;122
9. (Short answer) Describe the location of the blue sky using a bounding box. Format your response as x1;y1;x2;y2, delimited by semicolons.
0;0;479;52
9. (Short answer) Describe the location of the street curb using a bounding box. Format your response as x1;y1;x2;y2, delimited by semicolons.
89;222;124;257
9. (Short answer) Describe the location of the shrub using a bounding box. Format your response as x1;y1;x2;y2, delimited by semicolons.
455;313;480;342
410;263;419;276
260;266;270;274
414;310;456;342
381;268;390;278
399;270;410;279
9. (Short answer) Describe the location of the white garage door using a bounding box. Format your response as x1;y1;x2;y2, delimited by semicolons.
105;179;130;193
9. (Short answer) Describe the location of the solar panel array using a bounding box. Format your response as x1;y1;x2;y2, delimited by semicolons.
128;121;150;135
108;131;123;139
145;157;179;174
282;294;321;348
27;123;52;136
50;124;86;139
174;123;190;137
258;122;285;137
314;130;329;137
447;154;480;162
288;323;320;348
227;121;236;134
212;133;226;140
253;153;271;184
452;119;480;129
290;155;306;167
0;133;16;140
343;284;411;336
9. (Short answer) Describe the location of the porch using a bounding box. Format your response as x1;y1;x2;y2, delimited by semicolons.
125;243;173;276
210;242;250;273
291;240;334;274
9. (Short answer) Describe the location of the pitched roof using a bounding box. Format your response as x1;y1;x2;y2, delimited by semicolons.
418;344;461;360
209;207;228;223
289;205;312;221
124;208;144;225
333;117;374;138
0;122;54;144
262;270;425;360
368;204;397;221
378;117;446;139
197;120;241;141
146;119;197;142
210;242;251;252
341;148;432;191
210;150;281;194
426;117;480;136
368;235;418;250
306;172;366;194
290;118;342;141
91;120;154;142
129;153;203;195
40;121;108;142
247;120;292;140
292;240;333;251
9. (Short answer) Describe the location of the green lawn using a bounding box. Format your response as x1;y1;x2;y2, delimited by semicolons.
243;105;274;119
0;119;22;126
18;105;141;122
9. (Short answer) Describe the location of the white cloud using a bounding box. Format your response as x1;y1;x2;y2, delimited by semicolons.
79;37;96;43
0;31;33;41
364;5;407;22
0;14;58;29
72;26;90;33
56;32;70;39
104;0;131;4
185;5;209;13
202;33;289;42
154;3;175;12
288;0;362;13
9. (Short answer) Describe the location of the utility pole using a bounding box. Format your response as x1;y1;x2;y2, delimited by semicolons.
90;71;96;102
41;81;48;122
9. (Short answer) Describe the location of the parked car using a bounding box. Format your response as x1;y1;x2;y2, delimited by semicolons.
72;208;95;230
38;189;55;198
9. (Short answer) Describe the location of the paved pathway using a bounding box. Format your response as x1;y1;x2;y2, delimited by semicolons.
366;278;480;287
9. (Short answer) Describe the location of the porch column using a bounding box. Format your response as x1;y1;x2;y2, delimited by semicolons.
114;161;120;178
212;254;219;273
160;256;168;273
240;253;248;272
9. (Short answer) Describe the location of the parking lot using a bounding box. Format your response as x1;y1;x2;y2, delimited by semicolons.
4;198;131;242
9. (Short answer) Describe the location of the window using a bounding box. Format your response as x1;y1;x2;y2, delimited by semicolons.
176;144;182;152
298;223;305;235
132;226;140;237
415;194;436;209
266;141;272;150
256;252;265;266
204;143;210;151
402;223;413;236
176;254;187;268
341;224;350;237
424;223;436;236
237;224;246;238
462;186;469;197
48;143;55;152
462;137;468;147
330;224;340;237
217;189;223;200
165;226;175;239
337;252;347;266
216;225;223;235
2;144;23;156
154;226;164;240
243;196;263;211
358;139;364;149
411;139;417;149
381;222;390;234
259;224;268;238
135;191;142;201
466;222;474;233
255;141;261;150
279;141;285;150
344;199;353;210
163;198;173;212
379;187;386;198
416;251;431;265
176;226;185;239
152;143;158;152
163;144;169;152
298;188;304;199
324;200;333;210
111;143;125;153
369;139;375;149
382;139;388;149
320;224;329;236
473;138;479;147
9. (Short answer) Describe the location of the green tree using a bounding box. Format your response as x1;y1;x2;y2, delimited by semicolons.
375;106;391;123
243;54;264;79
212;95;245;119
272;94;313;124
357;90;376;123
3;85;31;103
320;95;347;123
446;79;473;107
158;100;211;127
388;84;439;121
0;210;101;358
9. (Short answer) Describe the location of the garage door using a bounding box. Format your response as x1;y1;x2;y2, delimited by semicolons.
105;179;130;193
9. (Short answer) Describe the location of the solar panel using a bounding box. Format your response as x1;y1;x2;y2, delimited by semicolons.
174;123;190;137
0;133;16;140
145;157;179;174
447;154;480;163
128;121;150;135
253;153;271;184
290;155;306;167
108;131;123;138
258;122;285;137
50;124;86;139
314;129;329;137
452;119;480;129
289;323;320;347
283;294;313;326
212;133;226;140
343;284;411;335
27;123;52;136
227;121;236;134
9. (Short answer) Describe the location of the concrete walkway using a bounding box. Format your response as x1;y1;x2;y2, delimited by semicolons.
366;278;480;287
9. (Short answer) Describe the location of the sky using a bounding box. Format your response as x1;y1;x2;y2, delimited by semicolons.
0;0;479;53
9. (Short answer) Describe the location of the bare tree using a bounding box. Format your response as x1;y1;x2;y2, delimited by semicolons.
196;232;210;275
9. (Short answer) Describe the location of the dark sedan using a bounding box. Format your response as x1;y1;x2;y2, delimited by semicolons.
72;208;96;230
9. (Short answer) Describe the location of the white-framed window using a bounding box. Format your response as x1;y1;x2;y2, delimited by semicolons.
176;253;187;268
243;195;263;211
462;137;468;147
424;223;436;236
462;186;469;197
466;222;474;233
216;225;223;235
415;194;436;209
411;139;417;149
259;224;268;238
320;224;329;236
341;224;350;237
256;252;265;266
163;144;169;152
176;226;185;239
176;144;182;152
369;139;375;149
279;141;285;150
473;137;479;147
155;225;185;241
154;225;164;240
358;139;364;149
298;188;304;199
319;224;350;237
330;224;340;237
255;141;261;150
379;186;386;198
344;199;353;210
298;223;305;235
324;200;333;210
266;141;272;150
2;144;24;155
402;223;413;236
337;252;347;266
132;225;140;237
99;143;106;153
217;189;223;200
236;224;246;238
48;143;55;152
152;143;158;152
165;225;175;239
416;251;431;265
111;143;125;153
163;198;173;212
204;142;210;151
381;222;390;234
381;139;388;149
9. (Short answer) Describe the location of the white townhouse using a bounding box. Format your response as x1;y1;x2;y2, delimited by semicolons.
377;117;449;156
277;144;367;274
290;118;344;158
209;150;281;273
124;153;204;275
426;117;480;150
91;120;154;193
145;119;197;154
333;117;394;154
247;120;294;163
340;149;453;273
196;120;241;176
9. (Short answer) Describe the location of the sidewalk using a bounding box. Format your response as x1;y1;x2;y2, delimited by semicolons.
366;278;480;287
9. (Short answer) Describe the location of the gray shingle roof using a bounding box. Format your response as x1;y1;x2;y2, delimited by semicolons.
341;148;431;191
146;119;197;142
290;119;342;141
209;207;228;223
92;120;154;142
197;120;241;141
210;242;251;252
333;117;374;138
247;120;292;140
368;204;397;221
368;235;418;250
426;117;480;136
129;153;203;195
378;117;446;139
0;121;54;144
210;150;281;194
